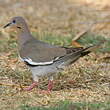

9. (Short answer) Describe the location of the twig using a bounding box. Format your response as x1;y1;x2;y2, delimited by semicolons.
72;23;95;42
72;30;88;41
0;82;25;88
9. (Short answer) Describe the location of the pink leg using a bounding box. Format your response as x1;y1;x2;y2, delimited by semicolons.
47;80;53;91
39;80;53;94
23;81;38;91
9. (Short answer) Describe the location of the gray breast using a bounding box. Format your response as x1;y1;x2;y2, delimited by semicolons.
29;63;61;77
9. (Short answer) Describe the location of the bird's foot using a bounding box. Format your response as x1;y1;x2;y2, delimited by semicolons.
23;81;38;91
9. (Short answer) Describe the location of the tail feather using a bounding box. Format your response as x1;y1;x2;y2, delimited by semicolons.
83;41;104;52
81;44;101;57
59;43;102;66
81;51;90;57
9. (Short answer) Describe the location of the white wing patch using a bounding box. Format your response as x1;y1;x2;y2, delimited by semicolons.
20;57;59;66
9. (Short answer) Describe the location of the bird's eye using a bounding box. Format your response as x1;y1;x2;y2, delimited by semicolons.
13;20;16;23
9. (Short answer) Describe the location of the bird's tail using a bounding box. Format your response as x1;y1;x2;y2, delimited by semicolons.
57;42;104;68
81;42;103;56
83;44;101;52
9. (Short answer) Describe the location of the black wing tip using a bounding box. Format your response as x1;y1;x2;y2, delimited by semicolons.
24;61;38;67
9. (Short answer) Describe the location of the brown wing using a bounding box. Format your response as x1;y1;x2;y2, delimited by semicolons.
20;40;66;62
20;39;86;63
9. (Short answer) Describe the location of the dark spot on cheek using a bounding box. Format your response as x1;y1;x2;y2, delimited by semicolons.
17;26;22;29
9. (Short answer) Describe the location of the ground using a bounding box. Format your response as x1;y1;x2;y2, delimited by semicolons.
0;0;110;110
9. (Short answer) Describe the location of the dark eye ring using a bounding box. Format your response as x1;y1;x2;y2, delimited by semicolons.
13;20;16;23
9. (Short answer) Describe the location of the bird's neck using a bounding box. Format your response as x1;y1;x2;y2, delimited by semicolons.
17;27;33;47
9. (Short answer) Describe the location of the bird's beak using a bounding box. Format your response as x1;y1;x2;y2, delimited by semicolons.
3;22;12;28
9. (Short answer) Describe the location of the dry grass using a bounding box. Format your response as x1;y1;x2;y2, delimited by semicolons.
0;0;110;109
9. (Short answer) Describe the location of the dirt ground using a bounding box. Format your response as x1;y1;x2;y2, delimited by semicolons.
0;0;110;109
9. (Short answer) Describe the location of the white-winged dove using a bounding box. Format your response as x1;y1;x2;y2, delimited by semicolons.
4;16;98;92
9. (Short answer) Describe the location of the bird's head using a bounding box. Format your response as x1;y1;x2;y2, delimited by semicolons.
4;16;28;32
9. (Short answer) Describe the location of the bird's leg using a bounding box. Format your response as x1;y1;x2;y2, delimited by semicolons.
23;76;39;91
47;80;53;92
39;77;53;94
23;81;38;91
47;76;54;92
